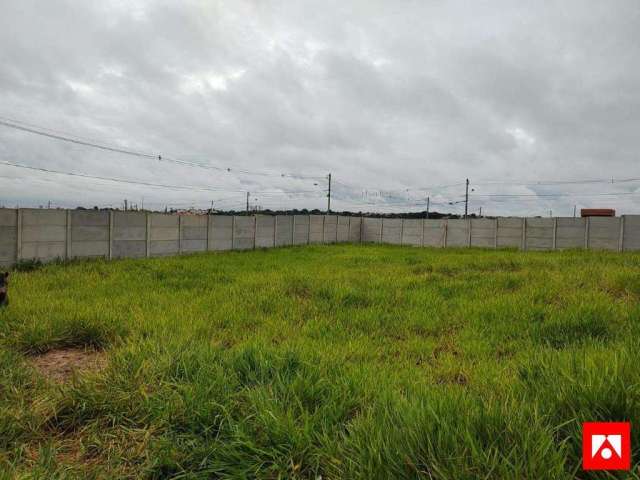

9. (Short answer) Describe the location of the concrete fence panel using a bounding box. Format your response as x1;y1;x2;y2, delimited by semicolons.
293;215;310;245
337;216;350;242
275;215;293;247
21;209;67;261
309;215;324;244
70;210;109;259
445;219;469;247
525;218;554;251
471;218;496;248
149;213;179;256
556;218;585;249
497;218;523;248
587;217;620;251
401;219;422;246
323;215;338;243
382;218;402;245
0;209;17;267
112;211;146;259
255;215;275;248
622;215;640;251
362;217;382;243
423;219;445;247
181;215;208;253
348;217;362;242
209;215;233;251
233;216;255;250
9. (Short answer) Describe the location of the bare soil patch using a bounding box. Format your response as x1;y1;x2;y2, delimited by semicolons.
30;347;107;383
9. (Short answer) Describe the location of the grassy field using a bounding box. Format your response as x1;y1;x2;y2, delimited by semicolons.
1;244;639;479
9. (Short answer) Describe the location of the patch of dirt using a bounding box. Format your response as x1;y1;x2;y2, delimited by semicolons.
30;347;107;383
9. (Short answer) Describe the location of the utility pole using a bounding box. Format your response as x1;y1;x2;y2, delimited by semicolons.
124;199;128;211
327;173;332;213
426;196;430;219
479;206;482;217
210;200;214;213
573;205;576;217
464;178;469;218
246;192;250;213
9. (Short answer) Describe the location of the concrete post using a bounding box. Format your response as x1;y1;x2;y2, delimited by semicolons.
273;215;277;247
379;218;383;244
108;210;113;260
421;218;425;247
307;215;311;244
467;218;472;247
231;216;236;250
253;215;257;249
16;209;22;262
493;219;498;249
443;220;448;248
400;218;405;246
178;215;183;254
206;214;210;252
65;210;72;260
359;216;364;243
584;216;590;249
552;217;557;250
522;218;527;251
322;215;326;243
619;216;626;252
145;212;151;258
291;215;295;245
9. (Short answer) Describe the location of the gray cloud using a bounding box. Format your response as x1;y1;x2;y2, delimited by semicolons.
1;0;639;215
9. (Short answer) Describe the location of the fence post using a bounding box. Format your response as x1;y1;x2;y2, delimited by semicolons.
379;218;383;243
521;218;527;251
421;218;425;247
16;209;22;262
443;219;448;248
307;215;311;244
108;210;113;260
65;210;72;260
584;216;590;249
400;218;405;246
231;216;236;250
619;215;625;252
206;214;210;251
552;217;557;250
145;212;151;258
291;215;296;245
273;215;277;247
494;219;498;249
467;218;472;247
359;216;363;243
178;215;183;254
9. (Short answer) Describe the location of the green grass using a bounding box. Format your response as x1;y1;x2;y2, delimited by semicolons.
1;244;640;479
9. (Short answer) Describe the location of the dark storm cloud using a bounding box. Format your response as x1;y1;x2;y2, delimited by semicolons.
1;0;639;215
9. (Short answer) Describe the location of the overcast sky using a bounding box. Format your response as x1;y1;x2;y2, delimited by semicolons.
1;0;639;215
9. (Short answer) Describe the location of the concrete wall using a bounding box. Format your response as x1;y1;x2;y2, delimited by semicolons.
149;213;179;257
362;217;382;243
470;219;496;248
623;215;640;251
337;216;350;243
423;219;445;247
401;219;422;246
525;218;554;251
309;215;324;244
0;209;17;268
348;217;362;242
445;219;469;247
210;216;233;251
275;215;293;247
323;215;338;243
181;215;208;253
255;215;275;248
233;216;255;250
2;207;638;267
382;218;402;245
497;218;523;248
70;210;109;259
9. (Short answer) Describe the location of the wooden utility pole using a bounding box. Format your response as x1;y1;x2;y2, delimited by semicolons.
426;196;430;219
464;178;469;218
327;173;332;213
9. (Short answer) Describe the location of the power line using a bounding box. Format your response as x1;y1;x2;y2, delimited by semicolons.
0;160;326;196
0;116;325;180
